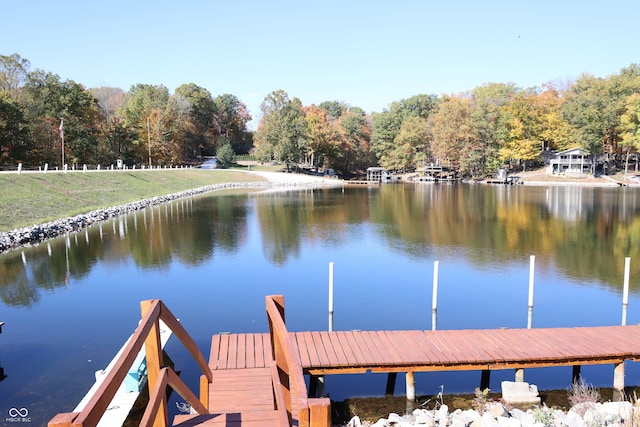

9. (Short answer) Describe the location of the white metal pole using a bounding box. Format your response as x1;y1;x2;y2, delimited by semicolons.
328;262;334;332
527;255;535;329
432;260;439;331
622;257;630;326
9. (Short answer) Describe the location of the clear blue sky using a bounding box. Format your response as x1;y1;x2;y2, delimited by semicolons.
1;0;638;125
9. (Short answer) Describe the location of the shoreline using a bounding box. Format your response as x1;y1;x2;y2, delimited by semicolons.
0;168;636;255
0;172;341;255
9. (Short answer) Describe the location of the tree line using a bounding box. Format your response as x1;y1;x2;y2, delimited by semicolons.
2;53;639;177
0;54;253;168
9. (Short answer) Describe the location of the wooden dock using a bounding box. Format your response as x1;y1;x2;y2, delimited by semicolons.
49;297;640;427
208;326;640;375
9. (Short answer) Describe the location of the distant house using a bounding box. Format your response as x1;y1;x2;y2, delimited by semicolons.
548;147;593;175
366;167;392;182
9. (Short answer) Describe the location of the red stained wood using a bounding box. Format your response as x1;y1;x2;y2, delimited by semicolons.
200;325;640;426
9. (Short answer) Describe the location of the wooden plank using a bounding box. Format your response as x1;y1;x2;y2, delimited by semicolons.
317;332;341;367
361;331;395;366
236;333;247;369
216;334;230;370
375;331;411;365
349;330;379;366
340;331;370;366
331;331;359;367
310;331;332;367
299;331;321;367
209;334;222;369
293;333;312;367
226;333;238;369
253;333;268;368
173;411;280;427
325;332;351;368
439;330;482;364
452;330;499;363
406;330;445;364
408;330;441;364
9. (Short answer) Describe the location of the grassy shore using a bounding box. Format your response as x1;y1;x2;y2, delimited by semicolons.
0;169;264;232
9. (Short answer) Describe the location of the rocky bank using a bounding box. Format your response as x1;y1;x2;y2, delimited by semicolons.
0;173;340;255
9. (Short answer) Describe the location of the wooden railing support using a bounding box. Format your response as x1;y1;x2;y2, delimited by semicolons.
141;300;167;427
48;299;212;427
267;294;326;427
309;398;331;427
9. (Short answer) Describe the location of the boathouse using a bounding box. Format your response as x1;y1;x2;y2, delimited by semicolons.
366;167;392;182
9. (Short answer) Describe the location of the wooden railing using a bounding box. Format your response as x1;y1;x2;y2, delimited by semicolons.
48;299;212;427
266;295;331;427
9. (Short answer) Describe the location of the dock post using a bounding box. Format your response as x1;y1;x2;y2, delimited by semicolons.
309;376;326;398
328;262;334;332
385;373;397;396
432;261;439;331
480;370;490;390
406;371;416;402
527;255;535;329
405;372;416;415
572;366;581;384
622;257;630;326
613;362;625;402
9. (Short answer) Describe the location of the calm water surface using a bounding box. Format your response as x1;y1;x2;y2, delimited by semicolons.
2;183;640;425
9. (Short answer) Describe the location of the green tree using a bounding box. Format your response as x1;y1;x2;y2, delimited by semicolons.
215;135;236;168
22;70;100;166
118;84;182;165
371;94;438;171
498;92;543;171
318;100;348;121
470;83;518;177
562;74;609;175
0;92;29;163
0;53;30;98
371;109;403;168
620;93;640;175
431;96;474;171
174;83;215;158
389;116;431;171
336;107;372;175
212;94;252;154
535;86;572;152
304;104;338;169
254;90;308;171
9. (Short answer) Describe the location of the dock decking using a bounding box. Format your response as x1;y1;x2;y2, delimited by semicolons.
48;297;640;427
210;326;640;374
208;325;640;387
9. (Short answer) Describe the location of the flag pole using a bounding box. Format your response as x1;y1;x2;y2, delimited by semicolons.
59;119;65;167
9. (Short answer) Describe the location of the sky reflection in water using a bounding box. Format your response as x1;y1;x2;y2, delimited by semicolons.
2;184;640;424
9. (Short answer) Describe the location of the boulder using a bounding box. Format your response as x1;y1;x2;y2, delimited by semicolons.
501;381;541;408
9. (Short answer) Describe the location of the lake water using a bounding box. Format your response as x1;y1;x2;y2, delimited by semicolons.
2;183;640;425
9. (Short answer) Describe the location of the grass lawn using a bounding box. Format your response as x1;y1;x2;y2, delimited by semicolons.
0;168;266;232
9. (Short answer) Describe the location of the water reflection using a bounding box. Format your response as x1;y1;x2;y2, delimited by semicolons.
3;184;640;423
3;185;640;308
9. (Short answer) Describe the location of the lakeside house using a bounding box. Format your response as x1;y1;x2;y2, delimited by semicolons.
547;147;594;175
367;167;392;182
